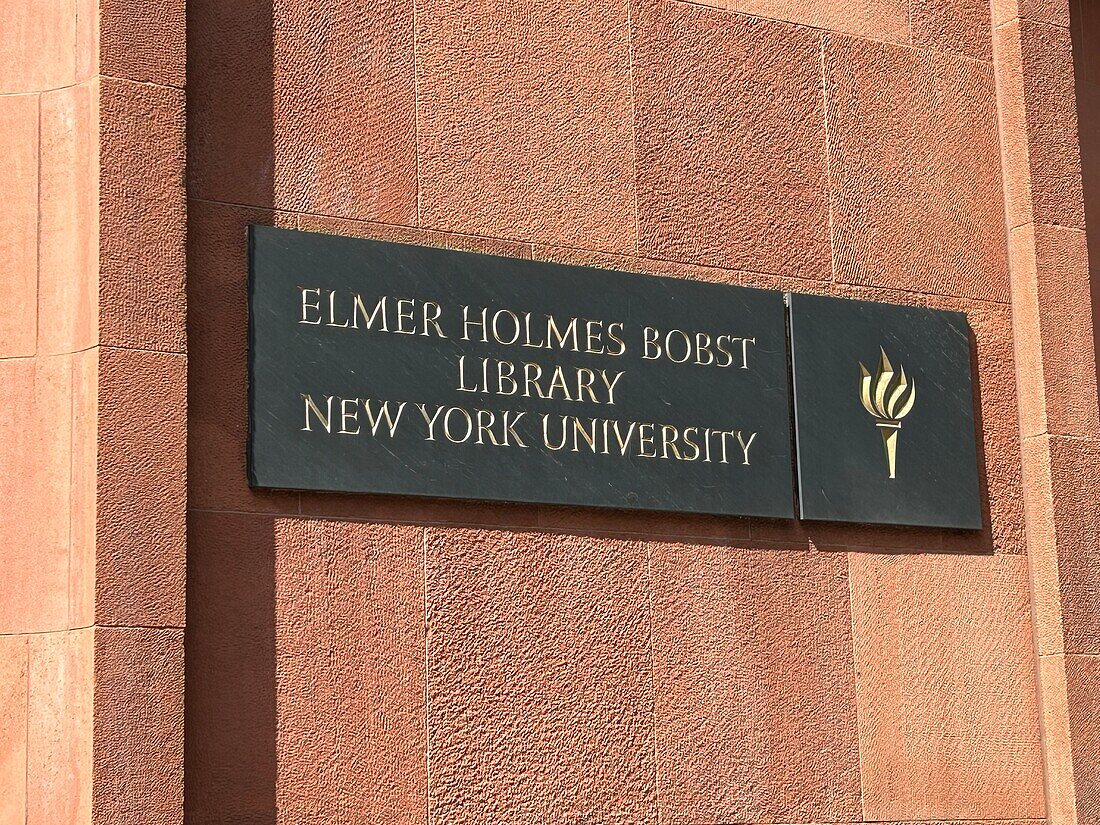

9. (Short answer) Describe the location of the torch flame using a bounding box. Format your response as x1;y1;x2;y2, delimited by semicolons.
859;348;916;421
858;348;916;480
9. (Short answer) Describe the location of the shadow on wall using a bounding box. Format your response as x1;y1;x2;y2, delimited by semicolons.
184;0;277;821
1072;1;1100;388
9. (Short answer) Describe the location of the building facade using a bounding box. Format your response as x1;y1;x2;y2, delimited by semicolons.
1;0;1099;821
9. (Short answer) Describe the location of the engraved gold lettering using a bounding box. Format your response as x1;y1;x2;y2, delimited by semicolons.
461;305;488;342
299;288;322;325
394;299;417;334
338;398;360;434
352;294;388;331
736;431;757;464
301;393;333;432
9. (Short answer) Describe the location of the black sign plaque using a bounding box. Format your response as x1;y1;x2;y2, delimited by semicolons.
248;226;795;518
788;292;982;529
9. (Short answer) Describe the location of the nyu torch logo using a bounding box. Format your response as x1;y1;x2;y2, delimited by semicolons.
859;348;916;479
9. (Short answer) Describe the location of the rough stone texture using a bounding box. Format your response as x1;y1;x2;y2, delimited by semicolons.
850;552;1045;821
26;629;93;825
425;528;653;822
992;0;1070;27
95;347;187;627
296;213;532;260
0;0;80;93
0;356;72;634
38;80;98;358
0;93;38;358
187;200;298;514
273;519;426;824
416;0;636;253
99;77;187;352
825;33;1009;302
100;0;186;85
1011;224;1099;440
531;243;743;288
0;636;28;825
185;512;277;825
728;0;909;41
911;0;995;61
271;1;417;222
93;628;184;825
633;1;828;276
652;543;861;823
70;347;98;630
1001;19;1085;230
1039;652;1077;824
1065;653;1100;822
187;0;276;206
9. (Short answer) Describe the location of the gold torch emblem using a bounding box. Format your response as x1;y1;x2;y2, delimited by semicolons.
859;348;916;479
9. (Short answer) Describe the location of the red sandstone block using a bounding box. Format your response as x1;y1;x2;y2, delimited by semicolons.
100;0;186;85
69;348;97;629
94;346;186;627
26;629;93;825
185;512;278;824
1010;19;1085;228
425;528;653;822
825;34;1008;302
993;20;1033;230
0;0;78;94
1011;224;1099;440
537;504;752;543
633;2;828;276
99;77;186;352
0;357;72;634
729;0;909;41
1044;435;1100;656
273;519;426;824
0;93;38;358
187;200;298;513
416;0;636;253
187;0;277;206
188;0;418;221
1019;435;1065;656
271;1;417;222
911;0;994;61
1038;653;1075;823
0;636;28;825
992;0;1070;27
652;543;860;823
92;627;184;825
850;552;1044;820
1065;653;1100;821
299;490;541;532
38;81;98;357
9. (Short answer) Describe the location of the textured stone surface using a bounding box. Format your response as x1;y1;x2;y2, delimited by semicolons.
825;34;1008;302
69;348;97;629
1011;224;1098;440
100;0;186;85
38;81;98;357
850;553;1044;820
0;93;38;358
633;2;828;276
274;519;426;824
911;0;995;60
992;0;1070;27
1065;653;1100;822
185;512;277;824
998;19;1085;229
99;77;187;352
187;200;298;513
652;543;860;823
728;0;909;41
26;629;92;825
425;528;653;822
0;0;79;93
416;0;636;252
0;636;28;825
296;213;532;260
0;356;72;634
271;1;417;222
95;347;187;627
93;628;184;825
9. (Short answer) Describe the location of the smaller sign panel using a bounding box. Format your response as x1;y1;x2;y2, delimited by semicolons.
248;226;795;517
788;293;981;529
